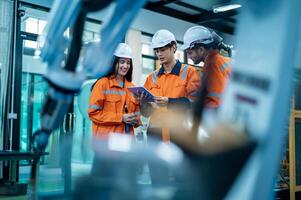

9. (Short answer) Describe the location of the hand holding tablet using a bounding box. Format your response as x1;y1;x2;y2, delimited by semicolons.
127;86;155;102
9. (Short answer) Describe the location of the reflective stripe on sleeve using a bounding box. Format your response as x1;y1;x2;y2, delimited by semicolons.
220;61;231;71
208;92;222;98
152;71;158;84
103;90;125;95
89;105;103;110
180;64;188;80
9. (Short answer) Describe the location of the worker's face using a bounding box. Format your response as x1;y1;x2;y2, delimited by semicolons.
117;58;131;77
154;44;176;65
186;47;205;64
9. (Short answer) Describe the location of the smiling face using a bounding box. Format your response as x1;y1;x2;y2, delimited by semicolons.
186;47;206;64
116;57;131;77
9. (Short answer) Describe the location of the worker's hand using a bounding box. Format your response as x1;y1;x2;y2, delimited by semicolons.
154;96;168;107
133;92;141;101
122;113;137;124
128;113;140;126
138;91;150;104
129;118;139;126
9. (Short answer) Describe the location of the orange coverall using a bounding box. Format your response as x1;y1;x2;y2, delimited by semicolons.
88;76;141;137
203;50;232;108
143;60;201;142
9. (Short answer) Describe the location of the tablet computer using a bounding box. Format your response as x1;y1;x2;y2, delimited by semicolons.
127;86;155;102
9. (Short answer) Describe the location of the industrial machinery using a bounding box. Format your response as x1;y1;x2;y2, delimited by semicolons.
30;0;301;199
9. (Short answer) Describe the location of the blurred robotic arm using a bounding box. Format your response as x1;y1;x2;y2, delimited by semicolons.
31;0;147;153
28;1;147;198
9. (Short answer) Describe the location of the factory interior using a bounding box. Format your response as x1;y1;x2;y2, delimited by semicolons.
0;0;301;199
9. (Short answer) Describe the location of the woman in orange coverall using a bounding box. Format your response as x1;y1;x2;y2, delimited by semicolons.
88;43;141;137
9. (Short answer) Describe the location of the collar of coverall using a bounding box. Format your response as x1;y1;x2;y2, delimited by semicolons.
204;49;220;65
157;59;182;77
108;75;129;88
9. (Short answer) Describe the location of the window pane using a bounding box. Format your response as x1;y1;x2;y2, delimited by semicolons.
20;38;48;154
141;34;154;56
85;21;101;33
83;21;101;43
141;34;156;85
142;44;154;56
83;31;94;43
25;17;38;34
24;40;37;49
141;34;152;43
20;73;47;152
142;57;155;74
73;96;93;163
21;7;48;32
94;33;100;41
38;19;47;34
175;50;184;62
295;69;301;110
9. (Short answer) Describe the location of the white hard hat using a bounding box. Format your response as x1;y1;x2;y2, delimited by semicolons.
151;29;176;49
114;43;133;59
181;26;214;50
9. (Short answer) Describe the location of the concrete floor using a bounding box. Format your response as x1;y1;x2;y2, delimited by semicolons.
15;162;151;197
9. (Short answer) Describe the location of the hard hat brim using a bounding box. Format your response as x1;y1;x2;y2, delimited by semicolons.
150;43;166;49
151;40;176;49
114;54;133;59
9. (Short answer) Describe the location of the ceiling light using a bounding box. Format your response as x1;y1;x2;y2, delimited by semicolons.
213;4;242;13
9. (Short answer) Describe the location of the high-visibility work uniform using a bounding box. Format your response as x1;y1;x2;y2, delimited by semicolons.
202;50;232;108
88;76;141;137
144;60;201;142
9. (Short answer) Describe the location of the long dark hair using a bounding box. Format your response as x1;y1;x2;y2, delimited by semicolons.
91;56;133;90
107;56;133;82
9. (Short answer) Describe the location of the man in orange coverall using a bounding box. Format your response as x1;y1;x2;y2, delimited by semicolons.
139;29;200;186
182;26;232;108
141;29;201;143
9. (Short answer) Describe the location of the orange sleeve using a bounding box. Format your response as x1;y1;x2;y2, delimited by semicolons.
205;61;228;108
186;67;201;102
143;74;152;90
88;79;123;125
141;74;156;117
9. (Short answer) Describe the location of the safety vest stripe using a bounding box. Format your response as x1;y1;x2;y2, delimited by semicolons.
208;92;222;98
152;71;158;84
103;90;125;95
181;64;188;80
220;61;231;71
188;98;194;102
190;91;199;97
89;105;103;110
